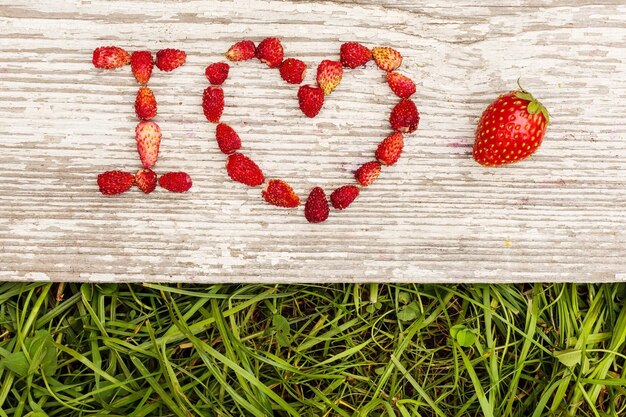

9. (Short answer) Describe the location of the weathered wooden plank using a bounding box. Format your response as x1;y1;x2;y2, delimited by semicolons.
1;0;625;281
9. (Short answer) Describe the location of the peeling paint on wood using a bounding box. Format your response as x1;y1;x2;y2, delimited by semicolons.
1;0;626;282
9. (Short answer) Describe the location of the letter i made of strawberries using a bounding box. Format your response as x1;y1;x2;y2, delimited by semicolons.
93;46;192;195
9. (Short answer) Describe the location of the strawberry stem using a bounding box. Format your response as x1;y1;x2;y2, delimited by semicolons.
514;79;550;125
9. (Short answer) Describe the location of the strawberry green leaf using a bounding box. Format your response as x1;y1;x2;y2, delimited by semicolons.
540;107;551;124
515;92;534;102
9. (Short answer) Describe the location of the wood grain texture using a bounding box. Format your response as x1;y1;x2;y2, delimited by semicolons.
1;0;625;282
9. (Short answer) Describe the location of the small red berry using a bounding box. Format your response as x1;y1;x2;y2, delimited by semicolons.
297;85;324;118
202;86;224;123
389;99;419;133
376;132;404;166
97;171;134;195
304;187;329;223
372;47;403;72
355;161;381;186
159;172;192;193
262;179;300;208
205;62;230;85
226;153;265;187
226;40;256;61
330;185;360;210
279;58;307;84
92;46;130;69
135;86;157;120
340;42;372;68
215;123;241;155
256;37;284;68
316;60;343;95
130;51;153;84
387;72;416;99
155;49;186;72
135;169;157;194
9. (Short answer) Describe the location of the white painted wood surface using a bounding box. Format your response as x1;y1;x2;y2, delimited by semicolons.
1;0;625;282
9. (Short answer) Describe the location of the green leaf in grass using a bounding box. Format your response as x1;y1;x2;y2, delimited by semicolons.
366;301;382;314
0;352;29;377
272;314;291;347
554;349;582;368
398;292;411;305
450;324;478;347
397;301;420;322
25;330;57;376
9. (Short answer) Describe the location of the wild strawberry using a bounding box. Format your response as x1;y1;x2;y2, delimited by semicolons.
279;58;307;84
226;40;256;61
316;60;343;95
387;72;415;99
155;48;186;71
262;179;300;208
376;132;404;166
135;86;157;120
205;62;230;85
473;88;549;167
330;185;359;210
159;172;192;193
297;85;324;118
135;169;157;194
135;121;161;169
97;171;134;195
304;187;329;223
340;42;371;68
389;99;419;133
355;161;381;186
130;51;153;84
372;47;402;72
215;123;241;154
92;46;130;69
226;153;265;187
256;37;284;68
202;86;224;123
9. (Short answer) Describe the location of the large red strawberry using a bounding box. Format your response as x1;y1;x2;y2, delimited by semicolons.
330;185;359;210
215;123;241;154
473;88;549;166
355;161;381;186
279;58;307;84
226;153;265;187
159;172;192;193
376;132;404;166
135;121;161;169
298;85;324;118
97;171;134;195
205;62;230;85
389;99;419;133
262;179;300;208
135;86;157;120
226;40;256;61
135;169;157;194
155;49;186;71
340;42;371;68
130;51;153;84
92;46;130;69
316;60;343;95
256;37;284;68
304;187;329;223
387;72;415;99
202;86;224;123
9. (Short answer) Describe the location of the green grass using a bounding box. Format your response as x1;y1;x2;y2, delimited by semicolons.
0;283;625;417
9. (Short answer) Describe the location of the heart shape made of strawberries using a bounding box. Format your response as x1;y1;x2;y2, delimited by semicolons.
202;38;420;223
